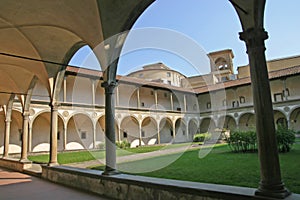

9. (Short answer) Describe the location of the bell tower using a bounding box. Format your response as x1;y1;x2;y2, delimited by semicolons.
208;49;235;81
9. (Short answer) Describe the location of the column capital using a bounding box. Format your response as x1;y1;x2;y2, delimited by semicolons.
101;81;118;94
239;28;268;48
23;111;30;117
49;102;60;110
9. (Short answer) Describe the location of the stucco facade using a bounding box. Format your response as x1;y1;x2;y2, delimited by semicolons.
1;49;300;154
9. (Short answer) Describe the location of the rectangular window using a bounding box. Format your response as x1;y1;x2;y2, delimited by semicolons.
274;93;283;102
222;99;227;106
164;93;168;98
150;91;154;95
57;131;60;140
123;132;127;138
141;131;145;137
81;131;87;139
167;72;171;77
206;102;211;109
182;130;185;135
141;102;145;107
239;96;246;104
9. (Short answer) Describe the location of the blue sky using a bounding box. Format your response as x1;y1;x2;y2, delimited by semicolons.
69;0;300;77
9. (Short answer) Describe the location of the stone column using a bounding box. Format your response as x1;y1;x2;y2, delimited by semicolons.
49;103;58;166
157;123;161;144
28;123;32;152
93;122;96;149
137;88;140;108
172;122;176;140
63;124;67;151
63;77;67;102
170;93;174;111
240;28;290;199
3;119;11;158
183;94;187;112
154;90;158;109
101;81;118;175
138;123;142;146
20;111;30;162
91;79;96;106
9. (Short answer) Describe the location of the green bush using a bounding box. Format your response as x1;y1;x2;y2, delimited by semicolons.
225;130;257;153
193;133;211;142
276;125;296;153
226;127;296;153
116;139;130;149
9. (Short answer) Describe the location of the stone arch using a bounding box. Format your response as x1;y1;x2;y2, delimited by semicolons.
159;117;173;144
32;111;64;152
5;110;23;154
141;116;158;145
120;115;141;147
218;115;237;131
199;117;216;133
289;107;300;131
174;118;187;143
188;118;199;141
66;113;93;150
238;113;256;131
274;110;287;129
96;115;119;146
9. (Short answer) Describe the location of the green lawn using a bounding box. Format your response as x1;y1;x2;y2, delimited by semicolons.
92;143;300;194
28;143;180;164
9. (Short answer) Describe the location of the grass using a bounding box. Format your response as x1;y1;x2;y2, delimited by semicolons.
28;142;194;164
91;142;300;194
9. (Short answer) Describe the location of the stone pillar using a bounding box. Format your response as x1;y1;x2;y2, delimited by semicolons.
154;90;158;109
91;79;96;106
117;124;121;142
28;123;32;152
3;119;11;158
157;123;161;144
170;93;174;111
20;111;30;162
63;124;67;151
137;88;140;108
240;28;290;199
101;81;118;175
93;122;96;149
138;123;142;146
63;77;67;102
49;103;58;166
183;94;187;112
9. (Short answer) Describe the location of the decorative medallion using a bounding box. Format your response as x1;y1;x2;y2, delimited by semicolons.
29;108;35;116
63;111;69;117
234;113;239;118
284;107;290;112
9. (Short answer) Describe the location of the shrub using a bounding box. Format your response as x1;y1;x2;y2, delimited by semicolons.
193;133;211;142
226;127;296;153
116;139;130;149
276;125;296;153
96;142;105;150
225;130;257;153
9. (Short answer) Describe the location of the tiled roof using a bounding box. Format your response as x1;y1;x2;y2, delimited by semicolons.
66;65;300;95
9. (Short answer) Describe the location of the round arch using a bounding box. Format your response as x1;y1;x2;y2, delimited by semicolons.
218;115;237;131
0;109;6;154
159;117;173;144
174;118;187;143
238;113;256;131
274;110;287;129
289;107;300;131
188;118;199;141
120;115;141;147
199;117;216;133
96;115;119;146
141;116;158;145
66;113;93;150
32;111;64;152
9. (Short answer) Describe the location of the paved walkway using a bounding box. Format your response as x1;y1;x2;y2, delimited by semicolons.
0;167;110;200
65;143;201;169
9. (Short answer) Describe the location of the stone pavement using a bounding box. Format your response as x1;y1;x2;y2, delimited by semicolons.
65;143;201;169
0;167;110;200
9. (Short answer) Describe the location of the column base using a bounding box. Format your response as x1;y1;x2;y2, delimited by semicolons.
48;162;59;167
255;182;291;199
19;158;31;163
102;166;119;176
